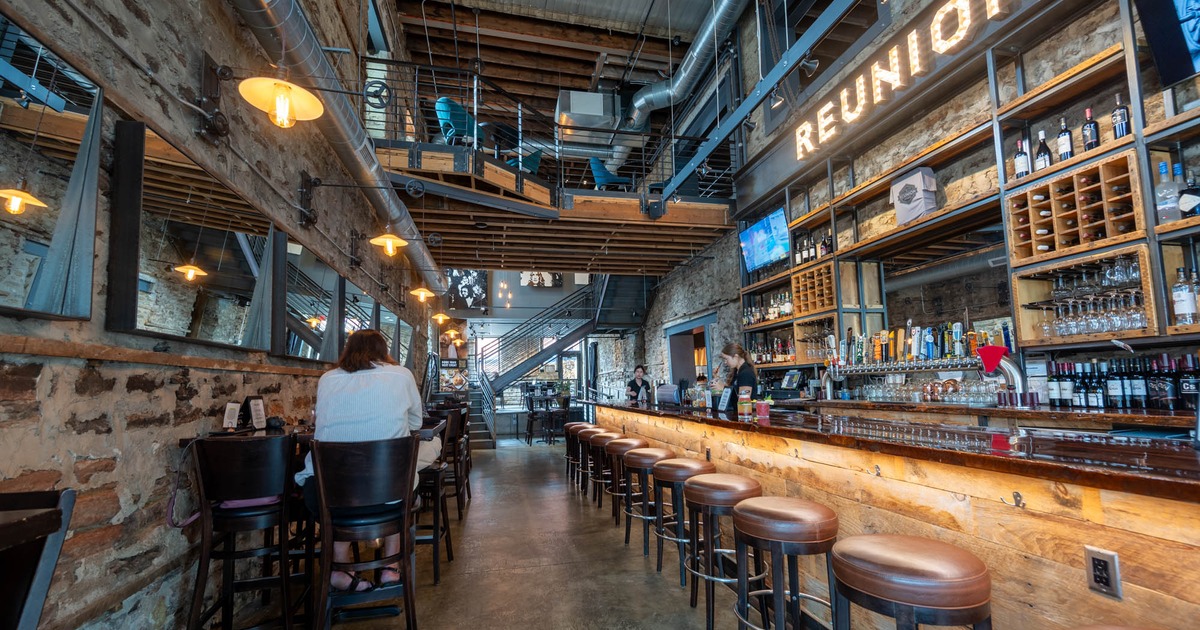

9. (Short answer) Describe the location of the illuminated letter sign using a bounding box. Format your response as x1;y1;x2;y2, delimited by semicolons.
840;75;867;123
871;46;907;104
931;0;973;54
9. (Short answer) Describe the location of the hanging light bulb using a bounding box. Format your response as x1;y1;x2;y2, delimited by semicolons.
446;329;459;338
368;229;408;256
306;315;322;329
453;338;464;347
0;177;47;215
433;312;450;324
238;75;324;129
410;286;435;302
505;300;511;309
174;262;208;282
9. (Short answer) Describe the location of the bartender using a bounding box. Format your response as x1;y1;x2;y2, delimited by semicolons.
719;342;757;413
626;365;651;402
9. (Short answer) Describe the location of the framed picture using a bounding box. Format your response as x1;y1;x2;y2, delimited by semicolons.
519;271;563;287
446;269;488;309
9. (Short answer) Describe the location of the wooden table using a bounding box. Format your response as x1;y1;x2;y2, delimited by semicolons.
178;420;445;449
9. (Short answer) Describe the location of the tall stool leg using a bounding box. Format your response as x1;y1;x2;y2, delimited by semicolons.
624;468;636;545
639;469;653;556
654;482;666;572
674;486;688;587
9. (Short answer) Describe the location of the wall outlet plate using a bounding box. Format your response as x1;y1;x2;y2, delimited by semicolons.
1084;545;1122;599
705;447;711;461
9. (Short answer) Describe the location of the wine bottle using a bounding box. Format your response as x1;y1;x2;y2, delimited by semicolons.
1036;244;1052;251
1112;94;1130;139
1082;107;1101;150
1173;267;1196;325
1057;117;1074;161
1157;162;1182;224
1035;130;1053;171
1047;362;1062;408
1071;363;1086;408
1035;228;1050;235
1105;360;1126;409
1164;355;1180;411
1181;354;1200;411
1181;169;1200;218
1014;139;1031;178
1087;359;1105;409
1059;363;1075;408
1039;209;1053;217
1128;358;1148;409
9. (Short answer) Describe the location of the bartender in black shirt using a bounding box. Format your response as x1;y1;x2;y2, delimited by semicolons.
626;365;651;402
719;343;757;413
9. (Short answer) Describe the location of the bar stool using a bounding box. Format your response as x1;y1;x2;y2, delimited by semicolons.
652;457;716;586
574;427;607;494
732;496;839;630
620;447;674;553
587;432;625;508
685;473;763;630
563;422;589;482
831;534;991;630
604;438;649;526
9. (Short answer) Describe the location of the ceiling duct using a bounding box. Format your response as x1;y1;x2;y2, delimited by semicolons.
228;0;447;294
606;0;750;170
884;250;1001;293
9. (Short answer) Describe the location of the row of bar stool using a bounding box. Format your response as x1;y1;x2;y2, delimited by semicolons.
564;423;998;630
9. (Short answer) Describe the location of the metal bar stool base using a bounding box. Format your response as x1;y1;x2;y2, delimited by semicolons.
732;590;831;630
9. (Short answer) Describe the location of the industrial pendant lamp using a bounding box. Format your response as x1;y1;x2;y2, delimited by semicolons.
410;286;435;303
306;314;322;329
0;177;47;215
174;261;208;282
446;329;459;338
433;312;449;324
238;70;324;128
368;230;408;257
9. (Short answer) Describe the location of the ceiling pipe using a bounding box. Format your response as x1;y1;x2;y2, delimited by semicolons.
228;0;447;294
883;249;1004;294
606;0;750;171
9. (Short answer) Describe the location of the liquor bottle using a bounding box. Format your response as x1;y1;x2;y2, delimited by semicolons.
1182;170;1200;218
1173;267;1196;325
808;236;817;261
1082;107;1101;150
1180;354;1200;411
1157;162;1182;224
1059;363;1075;409
1047;362;1062;408
1104;360;1126;409
1014;139;1031;179
1034;130;1053;171
1087;360;1105;409
1127;358;1148;409
1057;117;1074;161
1112;94;1130;139
1148;359;1163;410
1163;355;1180;411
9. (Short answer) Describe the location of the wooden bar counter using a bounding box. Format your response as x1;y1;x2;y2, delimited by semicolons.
590;402;1199;629
786;399;1198;431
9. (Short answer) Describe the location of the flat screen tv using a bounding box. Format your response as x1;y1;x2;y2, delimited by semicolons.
739;208;790;273
1133;0;1200;87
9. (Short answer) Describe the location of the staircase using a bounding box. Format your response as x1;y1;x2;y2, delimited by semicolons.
595;275;653;332
467;383;495;449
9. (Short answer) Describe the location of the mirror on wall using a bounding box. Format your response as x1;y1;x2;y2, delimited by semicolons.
285;242;338;360
0;17;100;318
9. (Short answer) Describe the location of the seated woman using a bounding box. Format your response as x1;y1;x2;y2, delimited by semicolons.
295;329;439;591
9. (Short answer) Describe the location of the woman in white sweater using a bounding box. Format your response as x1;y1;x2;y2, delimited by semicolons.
296;329;432;591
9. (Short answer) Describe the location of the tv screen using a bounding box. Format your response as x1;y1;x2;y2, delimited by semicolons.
739;208;790;273
1133;0;1200;87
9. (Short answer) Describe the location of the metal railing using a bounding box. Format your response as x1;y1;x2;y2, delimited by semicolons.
476;283;599;382
478;370;497;441
421;351;439;404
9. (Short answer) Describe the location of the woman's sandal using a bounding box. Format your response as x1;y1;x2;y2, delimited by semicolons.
379;567;402;587
330;570;373;592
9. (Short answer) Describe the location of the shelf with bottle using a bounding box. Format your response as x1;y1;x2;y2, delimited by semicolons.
1006;149;1144;267
1011;243;1158;347
742;287;795;329
1044;353;1200;413
1160;240;1200;332
794;313;836;367
791;260;836;318
997;45;1128;125
744;329;797;366
787;201;832;231
792;228;836;268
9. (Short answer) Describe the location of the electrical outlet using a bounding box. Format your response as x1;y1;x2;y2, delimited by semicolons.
1084;546;1122;599
705;447;711;461
622;424;626;433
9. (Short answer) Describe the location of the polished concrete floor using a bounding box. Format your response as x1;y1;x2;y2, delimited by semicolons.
367;439;735;629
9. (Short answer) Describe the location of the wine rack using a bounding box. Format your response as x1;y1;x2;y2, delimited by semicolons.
1007;150;1144;267
791;261;835;317
1011;243;1158;346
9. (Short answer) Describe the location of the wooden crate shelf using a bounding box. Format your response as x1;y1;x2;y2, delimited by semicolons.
791;261;835;318
794;313;836;367
1011;243;1158;347
1007;150;1144;267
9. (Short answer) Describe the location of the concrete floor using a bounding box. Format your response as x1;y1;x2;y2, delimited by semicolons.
356;439;736;629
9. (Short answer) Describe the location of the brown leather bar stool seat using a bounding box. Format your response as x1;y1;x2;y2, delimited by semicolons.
605;438;650;526
574;427;607;494
618;447;674;554
831;534;992;630
651;458;717;587
684;474;764;630
587;432;625;508
732;497;839;630
563;422;590;483
1070;627;1158;629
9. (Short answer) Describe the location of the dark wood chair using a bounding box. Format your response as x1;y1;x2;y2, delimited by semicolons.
0;488;75;630
442;408;472;520
416;461;453;584
524;394;548;446
311;436;420;629
187;435;295;630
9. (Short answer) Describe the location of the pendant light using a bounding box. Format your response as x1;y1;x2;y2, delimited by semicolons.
174;262;208;282
368;230;408;257
446;329;459;338
410;286;435;303
238;55;324;128
452;338;464;347
1;50;56;214
306;315;322;329
433;312;449;324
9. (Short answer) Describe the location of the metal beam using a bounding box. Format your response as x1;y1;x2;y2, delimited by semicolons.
386;172;559;220
658;0;856;206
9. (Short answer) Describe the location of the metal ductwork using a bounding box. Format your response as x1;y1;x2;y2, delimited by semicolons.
883;250;1003;294
606;0;749;170
229;0;447;294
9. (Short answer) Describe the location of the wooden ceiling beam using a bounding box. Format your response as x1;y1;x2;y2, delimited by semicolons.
409;39;596;78
417;27;602;64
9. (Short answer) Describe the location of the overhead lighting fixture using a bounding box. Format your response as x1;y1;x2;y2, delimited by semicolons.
446;329;459;338
433;312;450;324
769;87;785;110
0;177;47;215
410;286;435;302
368;230;408;257
670;193;681;204
238;73;325;128
174;262;208;282
452;338;464;347
799;56;820;77
306;315;322;329
741;119;757;131
697;160;712;177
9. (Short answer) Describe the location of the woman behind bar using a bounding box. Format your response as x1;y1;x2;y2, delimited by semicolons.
627;365;651;402
295;329;427;591
719;342;757;414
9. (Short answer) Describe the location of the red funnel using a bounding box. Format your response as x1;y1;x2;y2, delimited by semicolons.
977;345;1008;373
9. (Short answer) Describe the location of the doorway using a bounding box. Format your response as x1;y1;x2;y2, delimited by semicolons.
665;313;716;386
